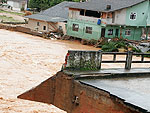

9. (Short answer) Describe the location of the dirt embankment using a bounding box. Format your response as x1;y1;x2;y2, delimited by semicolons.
0;12;25;22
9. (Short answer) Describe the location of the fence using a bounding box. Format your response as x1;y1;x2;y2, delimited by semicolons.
63;50;150;71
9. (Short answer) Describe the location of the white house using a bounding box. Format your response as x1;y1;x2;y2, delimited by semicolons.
25;1;77;35
7;0;27;11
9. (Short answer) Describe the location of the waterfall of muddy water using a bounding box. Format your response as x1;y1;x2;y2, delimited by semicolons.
0;29;150;112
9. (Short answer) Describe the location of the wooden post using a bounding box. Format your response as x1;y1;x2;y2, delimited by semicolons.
141;55;144;62
99;50;103;70
146;27;148;40
113;54;116;61
125;51;133;70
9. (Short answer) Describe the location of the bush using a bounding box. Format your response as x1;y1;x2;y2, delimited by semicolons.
144;52;150;58
102;42;118;52
115;41;126;48
128;45;141;53
101;38;127;52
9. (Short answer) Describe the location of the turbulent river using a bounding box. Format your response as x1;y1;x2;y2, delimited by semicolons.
0;29;99;113
0;29;150;112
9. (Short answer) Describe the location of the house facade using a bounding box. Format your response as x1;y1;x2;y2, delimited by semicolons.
7;0;27;11
67;0;150;40
25;1;77;35
26;18;67;34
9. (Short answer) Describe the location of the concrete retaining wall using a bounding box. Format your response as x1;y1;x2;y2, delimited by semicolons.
64;50;102;71
18;72;142;113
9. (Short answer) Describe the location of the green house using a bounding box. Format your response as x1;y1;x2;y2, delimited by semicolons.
66;0;150;41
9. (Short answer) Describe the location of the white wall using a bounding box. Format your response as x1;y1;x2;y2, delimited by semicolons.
26;19;67;34
114;9;126;25
7;1;13;7
24;3;27;10
26;19;48;32
13;2;19;8
69;9;112;24
7;0;27;11
69;9;126;25
69;10;79;19
69;10;98;22
101;18;113;25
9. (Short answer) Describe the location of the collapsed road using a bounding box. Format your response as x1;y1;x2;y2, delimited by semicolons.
1;29;150;112
0;29;99;113
19;50;150;113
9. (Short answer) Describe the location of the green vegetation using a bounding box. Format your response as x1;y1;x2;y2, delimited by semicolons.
0;9;24;16
102;39;126;52
28;0;86;11
102;42;119;52
128;45;141;53
0;15;18;22
1;0;7;3
101;38;141;53
144;52;150;58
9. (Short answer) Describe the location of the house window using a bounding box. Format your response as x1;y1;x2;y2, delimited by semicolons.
107;13;112;19
37;22;40;26
59;26;62;30
80;9;84;16
85;26;92;34
130;12;136;20
43;26;46;30
108;29;113;35
85;10;101;18
72;24;79;32
125;29;131;36
35;27;38;31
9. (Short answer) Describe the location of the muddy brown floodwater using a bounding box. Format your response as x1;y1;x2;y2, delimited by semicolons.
0;29;99;113
0;29;150;113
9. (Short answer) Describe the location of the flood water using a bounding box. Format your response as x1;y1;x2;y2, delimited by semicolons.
0;29;99;113
0;29;150;112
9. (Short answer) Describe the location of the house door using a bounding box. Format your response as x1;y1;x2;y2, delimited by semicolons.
101;28;106;37
115;29;119;37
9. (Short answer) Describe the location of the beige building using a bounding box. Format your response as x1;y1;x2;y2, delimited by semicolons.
25;1;77;35
26;17;67;34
